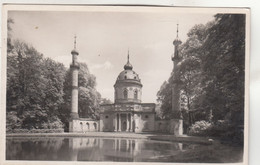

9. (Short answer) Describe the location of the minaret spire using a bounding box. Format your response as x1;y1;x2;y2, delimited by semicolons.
172;24;182;63
74;35;77;49
176;24;179;38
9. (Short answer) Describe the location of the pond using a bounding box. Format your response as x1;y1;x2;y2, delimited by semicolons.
6;137;202;162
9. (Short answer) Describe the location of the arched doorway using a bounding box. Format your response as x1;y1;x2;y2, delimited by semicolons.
132;120;135;132
86;123;90;130
122;121;127;131
93;123;97;130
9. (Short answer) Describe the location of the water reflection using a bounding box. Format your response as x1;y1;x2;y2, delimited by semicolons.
6;137;195;162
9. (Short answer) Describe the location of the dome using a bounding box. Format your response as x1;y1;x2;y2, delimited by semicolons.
71;49;79;55
114;52;142;104
117;69;141;82
115;53;141;83
124;61;133;70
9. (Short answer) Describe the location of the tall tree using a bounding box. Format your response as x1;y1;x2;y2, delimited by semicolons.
177;23;214;125
41;58;66;129
201;14;245;125
157;80;172;119
7;40;47;129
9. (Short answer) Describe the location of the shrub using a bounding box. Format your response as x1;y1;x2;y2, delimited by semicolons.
188;120;243;145
207;120;230;137
41;117;64;129
188;120;212;136
7;129;64;133
6;111;22;131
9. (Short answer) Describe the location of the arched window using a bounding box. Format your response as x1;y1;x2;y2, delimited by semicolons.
80;122;83;132
86;122;90;129
93;123;97;130
134;90;138;99
123;89;128;99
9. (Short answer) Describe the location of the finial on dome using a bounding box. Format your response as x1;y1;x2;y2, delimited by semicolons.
124;49;133;70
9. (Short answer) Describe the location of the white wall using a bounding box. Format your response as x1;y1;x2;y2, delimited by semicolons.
69;119;99;132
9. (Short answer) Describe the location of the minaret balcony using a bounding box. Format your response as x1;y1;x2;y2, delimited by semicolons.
173;39;182;46
70;62;80;69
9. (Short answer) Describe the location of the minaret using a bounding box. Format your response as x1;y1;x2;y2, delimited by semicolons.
70;35;80;120
170;24;183;135
172;24;182;70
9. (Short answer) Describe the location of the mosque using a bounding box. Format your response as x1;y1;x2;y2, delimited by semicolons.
69;26;183;135
99;53;156;133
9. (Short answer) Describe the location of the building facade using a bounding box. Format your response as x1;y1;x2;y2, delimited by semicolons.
99;53;156;133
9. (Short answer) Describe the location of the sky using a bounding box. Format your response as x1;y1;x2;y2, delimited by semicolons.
8;7;215;103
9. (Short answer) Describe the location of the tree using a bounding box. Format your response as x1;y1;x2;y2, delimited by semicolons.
201;14;245;126
177;23;213;126
157;80;172;119
41;58;66;129
7;40;47;129
7;18;14;53
100;98;113;104
7;18;68;130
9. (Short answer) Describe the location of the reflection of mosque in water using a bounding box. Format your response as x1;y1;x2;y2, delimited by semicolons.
68;138;185;161
6;137;198;161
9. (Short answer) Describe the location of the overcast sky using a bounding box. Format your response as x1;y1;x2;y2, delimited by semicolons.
8;7;215;103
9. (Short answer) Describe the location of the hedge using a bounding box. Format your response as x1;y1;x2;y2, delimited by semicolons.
7;129;64;133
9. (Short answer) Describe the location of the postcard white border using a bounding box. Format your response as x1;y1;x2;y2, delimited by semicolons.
1;4;250;165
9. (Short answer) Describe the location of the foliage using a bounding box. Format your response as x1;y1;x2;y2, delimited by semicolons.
100;98;113;104
188;120;243;145
200;14;245;126
157;81;172;119
7;129;64;133
6;40;67;129
188;120;212;136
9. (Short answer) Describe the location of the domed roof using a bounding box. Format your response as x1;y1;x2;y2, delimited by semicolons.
124;61;133;70
117;69;140;81
115;52;141;83
71;49;79;55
